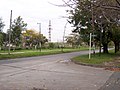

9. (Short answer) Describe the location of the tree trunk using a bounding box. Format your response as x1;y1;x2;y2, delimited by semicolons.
103;43;109;53
118;43;120;51
114;42;119;53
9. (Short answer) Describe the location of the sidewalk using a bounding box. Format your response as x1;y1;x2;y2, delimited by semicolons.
0;52;24;54
99;72;120;90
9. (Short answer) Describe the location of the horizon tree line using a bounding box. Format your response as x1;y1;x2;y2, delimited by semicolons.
0;16;48;50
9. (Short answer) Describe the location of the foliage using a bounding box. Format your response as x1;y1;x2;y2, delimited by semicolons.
110;25;120;53
48;43;55;49
0;33;3;46
11;16;27;46
66;0;120;53
0;18;5;32
68;0;98;47
22;29;48;49
66;33;82;48
0;18;5;47
0;32;6;47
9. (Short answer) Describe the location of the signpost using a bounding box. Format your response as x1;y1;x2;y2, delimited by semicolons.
89;33;92;59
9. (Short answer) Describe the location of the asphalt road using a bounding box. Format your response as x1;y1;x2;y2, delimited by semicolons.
0;51;114;90
99;72;120;90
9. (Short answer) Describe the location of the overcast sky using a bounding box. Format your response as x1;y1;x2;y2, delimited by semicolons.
0;0;73;42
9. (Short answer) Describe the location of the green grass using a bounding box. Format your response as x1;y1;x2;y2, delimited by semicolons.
72;52;120;65
0;51;60;59
0;47;89;60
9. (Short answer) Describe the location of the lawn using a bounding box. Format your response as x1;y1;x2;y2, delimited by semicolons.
72;51;120;67
0;47;89;60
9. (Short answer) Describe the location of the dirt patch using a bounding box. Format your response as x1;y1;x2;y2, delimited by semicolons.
104;57;120;71
105;67;120;71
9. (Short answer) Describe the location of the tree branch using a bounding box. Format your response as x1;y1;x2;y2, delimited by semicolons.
101;5;120;11
62;0;76;9
116;0;120;6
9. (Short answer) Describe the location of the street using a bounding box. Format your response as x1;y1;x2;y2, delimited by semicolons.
0;51;114;90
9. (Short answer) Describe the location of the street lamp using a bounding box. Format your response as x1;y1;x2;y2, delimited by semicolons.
37;23;42;52
62;22;68;52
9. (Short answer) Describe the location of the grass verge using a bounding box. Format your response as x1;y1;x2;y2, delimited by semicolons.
72;51;120;68
0;48;89;60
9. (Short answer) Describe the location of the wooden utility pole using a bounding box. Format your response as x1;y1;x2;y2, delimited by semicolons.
8;10;12;55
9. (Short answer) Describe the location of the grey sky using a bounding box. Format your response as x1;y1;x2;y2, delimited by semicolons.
0;0;72;42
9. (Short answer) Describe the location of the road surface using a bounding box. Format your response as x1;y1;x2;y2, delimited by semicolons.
0;51;114;90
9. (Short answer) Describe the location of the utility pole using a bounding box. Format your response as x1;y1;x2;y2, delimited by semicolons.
37;23;41;52
48;20;52;42
8;10;12;55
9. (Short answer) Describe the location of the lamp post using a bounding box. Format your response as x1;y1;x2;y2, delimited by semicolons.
62;22;68;52
37;23;41;52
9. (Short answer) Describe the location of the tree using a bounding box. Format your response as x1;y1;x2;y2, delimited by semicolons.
64;0;120;53
95;0;120;12
66;33;81;48
0;18;5;49
22;29;48;49
11;16;27;46
0;18;5;32
94;0;120;53
48;43;55;49
110;25;120;53
0;33;3;47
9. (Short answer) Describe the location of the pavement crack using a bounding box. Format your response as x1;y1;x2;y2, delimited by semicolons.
9;70;30;76
1;64;38;76
2;64;26;70
2;64;79;76
2;64;37;71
